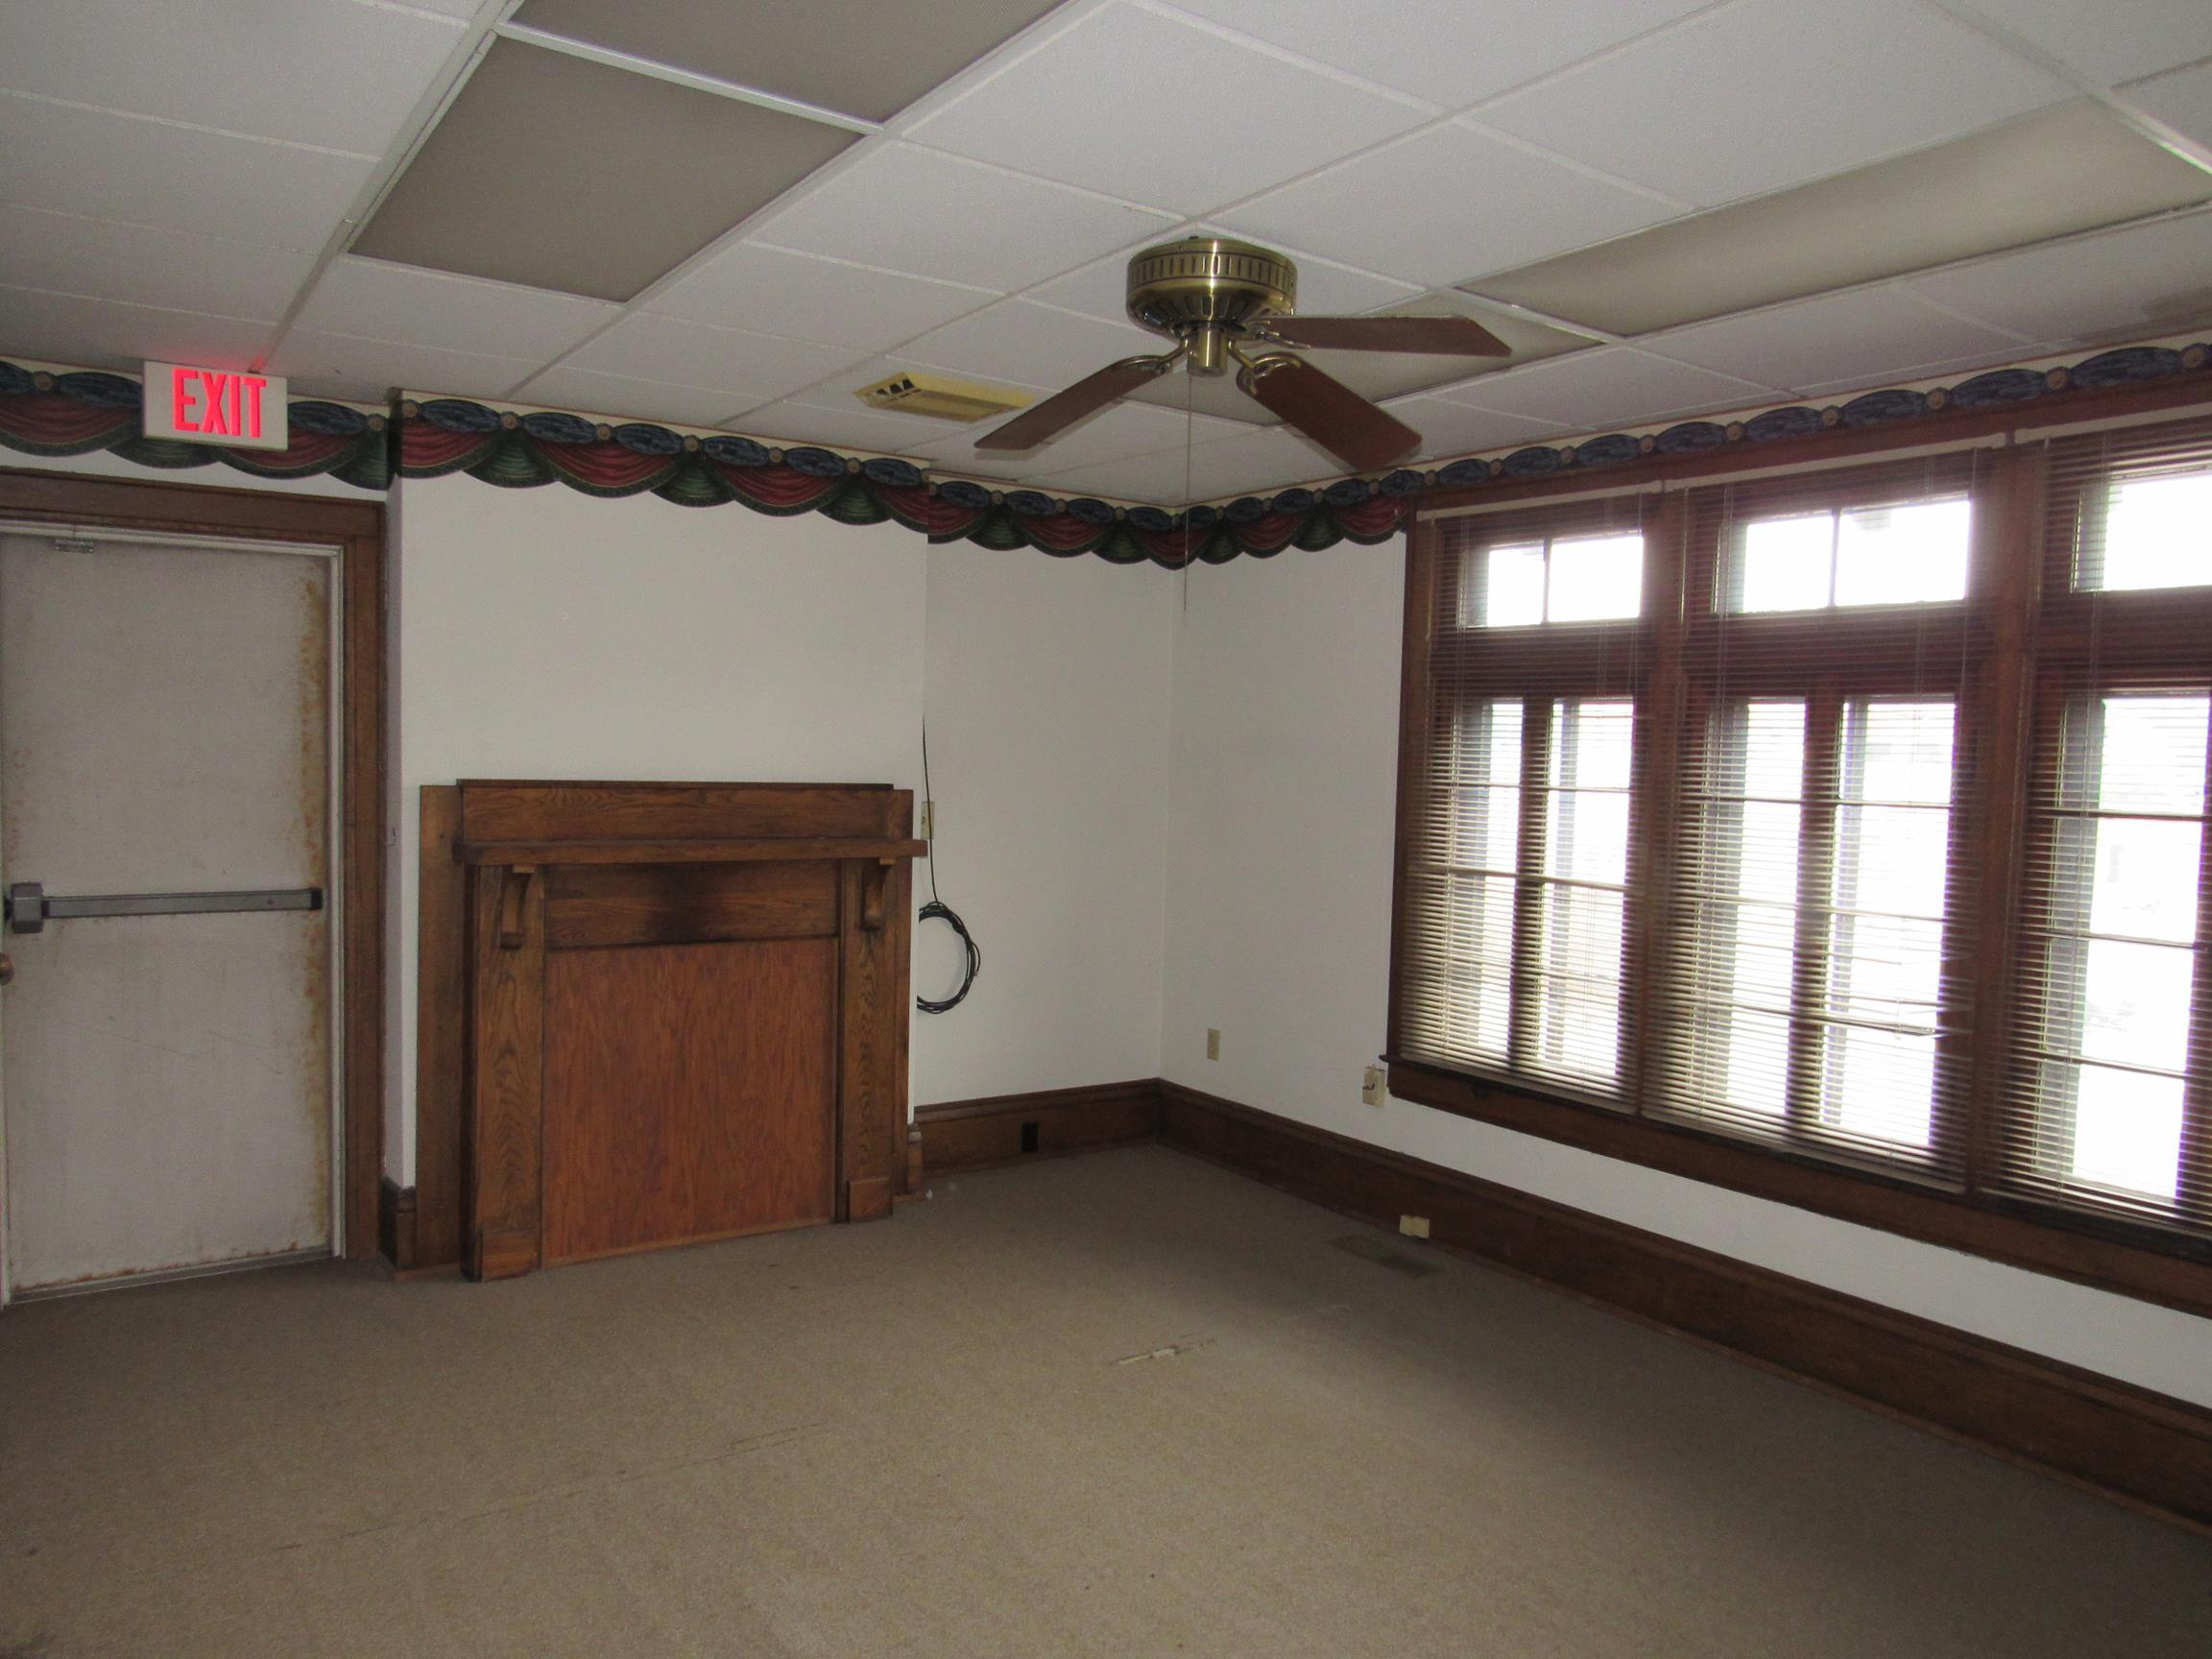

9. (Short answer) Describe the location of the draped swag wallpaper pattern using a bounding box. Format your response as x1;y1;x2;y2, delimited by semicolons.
2;343;2210;565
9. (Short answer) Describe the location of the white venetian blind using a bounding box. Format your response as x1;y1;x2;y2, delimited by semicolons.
2000;421;2212;1232
1396;500;1647;1098
1653;456;1984;1180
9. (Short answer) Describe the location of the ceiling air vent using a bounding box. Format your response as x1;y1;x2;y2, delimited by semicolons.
857;373;1033;422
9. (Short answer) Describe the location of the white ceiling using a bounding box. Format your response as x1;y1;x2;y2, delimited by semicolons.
1;0;2210;505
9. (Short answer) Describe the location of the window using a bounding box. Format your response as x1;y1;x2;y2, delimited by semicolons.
1673;696;1960;1169
2008;691;2207;1221
1399;504;1647;1098
1393;435;2212;1311
1725;496;1971;613
1460;529;1642;626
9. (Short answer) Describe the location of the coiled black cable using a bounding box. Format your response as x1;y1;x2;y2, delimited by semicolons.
916;720;979;1014
915;898;980;1014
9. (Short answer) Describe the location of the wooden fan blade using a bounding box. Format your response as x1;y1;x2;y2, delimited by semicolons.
1238;354;1421;472
1260;314;1510;356
974;354;1174;451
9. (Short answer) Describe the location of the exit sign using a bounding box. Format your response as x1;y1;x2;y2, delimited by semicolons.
144;362;288;450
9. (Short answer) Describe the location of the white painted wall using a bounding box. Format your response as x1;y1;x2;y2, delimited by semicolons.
1159;543;2212;1408
386;478;1172;1177
387;475;926;1179
914;543;1170;1104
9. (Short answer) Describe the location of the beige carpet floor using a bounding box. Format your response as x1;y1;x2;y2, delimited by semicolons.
1;1143;2206;1658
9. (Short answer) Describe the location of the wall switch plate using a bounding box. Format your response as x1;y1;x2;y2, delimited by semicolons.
1399;1214;1431;1239
1361;1065;1385;1106
917;801;933;840
1205;1027;1221;1061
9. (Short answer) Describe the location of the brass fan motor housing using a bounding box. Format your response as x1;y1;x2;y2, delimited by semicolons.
1126;237;1297;347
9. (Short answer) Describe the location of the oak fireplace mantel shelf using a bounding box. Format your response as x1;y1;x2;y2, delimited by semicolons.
442;780;920;1281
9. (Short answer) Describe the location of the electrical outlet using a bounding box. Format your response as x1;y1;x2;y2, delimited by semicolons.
1361;1065;1385;1107
1205;1027;1221;1061
917;801;933;840
1399;1214;1431;1239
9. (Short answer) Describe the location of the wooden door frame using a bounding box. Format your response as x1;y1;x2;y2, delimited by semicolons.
0;468;386;1260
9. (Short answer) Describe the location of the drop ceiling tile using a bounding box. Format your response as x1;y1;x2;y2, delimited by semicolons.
1951;0;2212;86
905;3;1430;216
1436;347;1779;430
0;94;373;252
1214;123;1680;288
1163;0;1714;108
0;0;463;156
508;367;751;429
917;399;1247;479
1644;287;2026;394
1098;425;1341;501
2125;59;2212;151
1477;0;2071;208
267;327;540;404
1907;210;2212;344
295;257;619;361
649;243;994;353
745;143;1176;292
723;400;958;454
1464;102;2212;334
513;0;1067;124
1027;229;1421;323
1010;445;1201;502
0;204;316;321
0;284;274;374
1792;351;2028;398
354;39;857;301
901;300;1160;392
1380;397;1574;461
563;314;866;404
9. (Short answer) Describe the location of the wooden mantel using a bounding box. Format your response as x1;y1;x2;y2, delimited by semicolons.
445;781;921;1281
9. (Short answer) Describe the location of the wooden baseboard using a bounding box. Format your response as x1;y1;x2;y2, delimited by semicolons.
377;1176;418;1274
1155;1080;2212;1533
913;1079;1161;1175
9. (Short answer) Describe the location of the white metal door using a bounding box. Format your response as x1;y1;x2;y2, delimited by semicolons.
0;527;338;1297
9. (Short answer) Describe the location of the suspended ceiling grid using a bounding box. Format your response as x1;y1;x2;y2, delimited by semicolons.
1;0;2210;505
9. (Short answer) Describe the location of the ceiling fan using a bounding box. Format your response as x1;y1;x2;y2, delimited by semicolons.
977;236;1511;472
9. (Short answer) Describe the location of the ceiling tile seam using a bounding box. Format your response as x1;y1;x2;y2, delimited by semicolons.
704;241;1001;301
0;277;276;327
1920;0;2212;177
251;2;514;373
489;21;882;135
512;132;1185;401
343;0;475;23
862;138;1191;220
1899;287;2041;346
0;86;382;161
0;196;324;257
1598;200;2212;357
1123;0;1442;114
1449;113;1697;210
1413;288;1623;347
1456;0;1748;115
878;0;1123;137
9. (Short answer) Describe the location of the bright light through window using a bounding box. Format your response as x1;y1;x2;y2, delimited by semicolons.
1732;497;1971;613
1462;532;1641;626
2034;692;2208;1201
2083;468;2212;592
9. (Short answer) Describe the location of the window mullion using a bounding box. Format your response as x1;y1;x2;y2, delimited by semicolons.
1508;698;1554;1073
1786;687;1843;1137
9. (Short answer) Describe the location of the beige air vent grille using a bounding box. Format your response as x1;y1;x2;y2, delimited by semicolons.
857;373;1034;422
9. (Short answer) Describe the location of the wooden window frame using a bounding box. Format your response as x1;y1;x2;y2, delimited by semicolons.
0;468;387;1260
1388;438;2212;1320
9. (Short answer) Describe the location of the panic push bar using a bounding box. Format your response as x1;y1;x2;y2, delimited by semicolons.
5;880;323;934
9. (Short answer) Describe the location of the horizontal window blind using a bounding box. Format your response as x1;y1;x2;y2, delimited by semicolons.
1397;501;1646;1097
1657;456;1982;1182
2003;422;2212;1233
